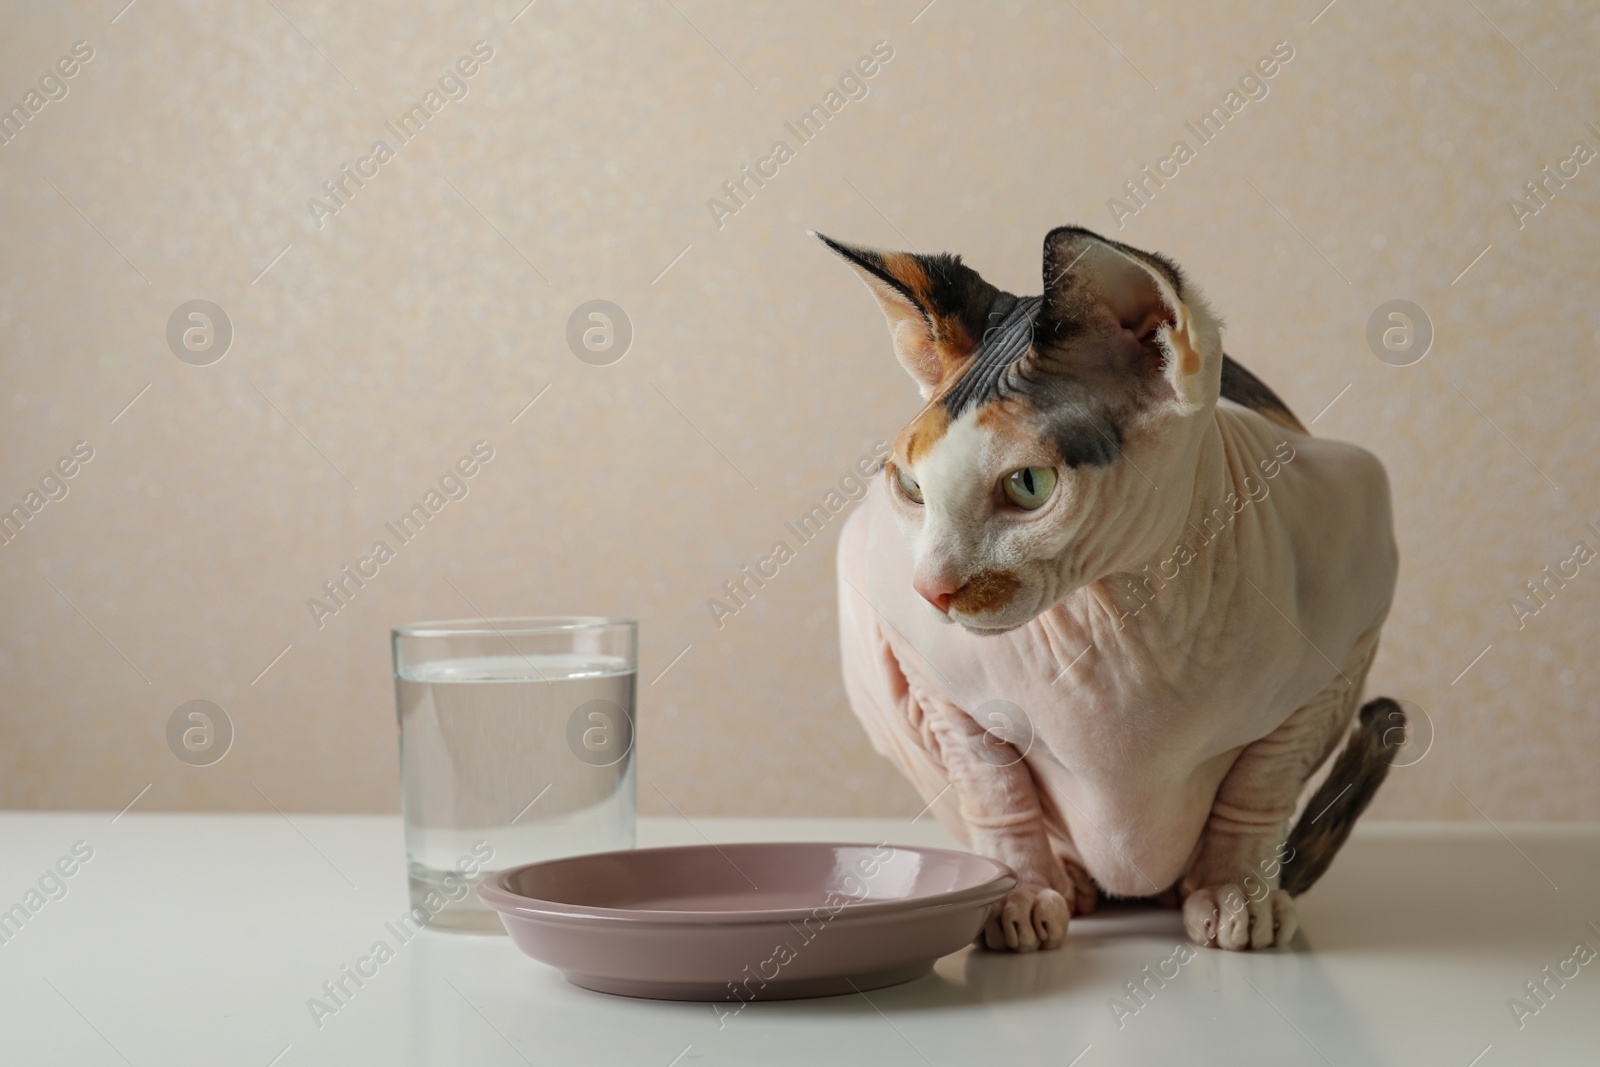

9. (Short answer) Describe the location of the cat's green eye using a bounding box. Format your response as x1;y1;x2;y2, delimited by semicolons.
895;466;924;504
1003;466;1057;510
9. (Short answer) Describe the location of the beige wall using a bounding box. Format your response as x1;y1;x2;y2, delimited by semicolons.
2;1;1596;819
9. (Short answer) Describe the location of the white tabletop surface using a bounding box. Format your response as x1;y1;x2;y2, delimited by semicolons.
1;813;1596;1066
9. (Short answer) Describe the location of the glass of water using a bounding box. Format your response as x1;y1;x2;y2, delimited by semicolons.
392;617;636;933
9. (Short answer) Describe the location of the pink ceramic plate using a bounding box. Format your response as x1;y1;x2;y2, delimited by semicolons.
479;841;1015;1001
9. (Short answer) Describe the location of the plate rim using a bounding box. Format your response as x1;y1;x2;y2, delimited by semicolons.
478;840;1016;927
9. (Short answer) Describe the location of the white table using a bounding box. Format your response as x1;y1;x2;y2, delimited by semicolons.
1;814;1596;1066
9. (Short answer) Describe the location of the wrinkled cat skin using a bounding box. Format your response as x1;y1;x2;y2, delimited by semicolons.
822;227;1398;951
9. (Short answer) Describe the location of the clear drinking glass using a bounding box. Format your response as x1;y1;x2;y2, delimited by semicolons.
392;617;637;932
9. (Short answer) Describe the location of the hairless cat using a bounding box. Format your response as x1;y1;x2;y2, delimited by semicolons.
820;226;1402;951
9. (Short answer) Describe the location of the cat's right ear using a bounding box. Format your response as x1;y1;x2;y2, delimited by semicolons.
811;231;999;399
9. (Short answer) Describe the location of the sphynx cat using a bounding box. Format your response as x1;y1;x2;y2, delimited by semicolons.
820;226;1402;951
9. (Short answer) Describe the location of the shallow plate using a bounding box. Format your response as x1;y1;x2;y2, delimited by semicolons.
478;841;1015;1001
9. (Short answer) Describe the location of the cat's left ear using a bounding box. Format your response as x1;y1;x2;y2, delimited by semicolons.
1039;227;1216;415
812;231;1002;399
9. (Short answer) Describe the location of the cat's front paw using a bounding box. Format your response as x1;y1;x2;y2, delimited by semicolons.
982;884;1069;952
1183;884;1297;950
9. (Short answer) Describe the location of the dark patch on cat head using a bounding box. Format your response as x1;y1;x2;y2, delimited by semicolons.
930;226;1189;468
1031;228;1186;463
967;366;1127;469
820;226;1209;472
940;295;1038;420
1038;384;1126;468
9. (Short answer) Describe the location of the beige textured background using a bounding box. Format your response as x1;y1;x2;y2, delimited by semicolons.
1;0;1596;820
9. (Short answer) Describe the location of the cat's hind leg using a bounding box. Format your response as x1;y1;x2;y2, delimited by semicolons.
1059;854;1099;916
1181;647;1377;949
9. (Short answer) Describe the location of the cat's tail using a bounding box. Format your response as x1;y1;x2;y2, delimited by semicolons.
1279;697;1404;897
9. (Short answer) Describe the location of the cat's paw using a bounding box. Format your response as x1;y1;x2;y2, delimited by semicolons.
982;884;1069;952
1183;884;1297;950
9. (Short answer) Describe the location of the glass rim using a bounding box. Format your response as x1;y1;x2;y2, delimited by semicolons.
392;616;635;639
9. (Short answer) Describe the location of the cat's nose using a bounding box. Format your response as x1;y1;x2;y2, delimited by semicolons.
913;574;960;613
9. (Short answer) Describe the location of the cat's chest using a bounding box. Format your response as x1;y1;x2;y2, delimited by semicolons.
963;600;1297;772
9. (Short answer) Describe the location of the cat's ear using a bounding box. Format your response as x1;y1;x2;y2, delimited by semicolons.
1038;227;1214;414
812;231;1001;398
